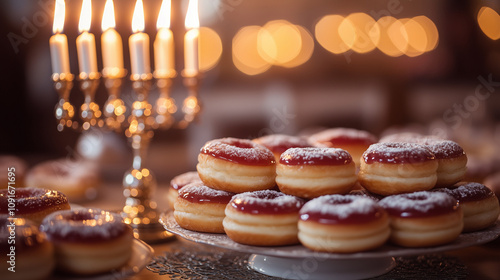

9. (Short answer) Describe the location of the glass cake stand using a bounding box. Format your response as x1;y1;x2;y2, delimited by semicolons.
159;212;500;280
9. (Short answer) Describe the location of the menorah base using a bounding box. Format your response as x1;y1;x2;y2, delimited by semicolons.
127;217;176;244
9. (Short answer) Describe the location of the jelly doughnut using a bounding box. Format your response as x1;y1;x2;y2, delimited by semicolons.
0;216;54;280
26;159;100;201
174;182;234;233
379;191;463;247
434;182;499;232
167;171;202;208
276;148;357;198
308;128;377;166
41;208;133;275
223;190;305;246
484;172;500;199
298;195;390;253
0;187;70;225
253;134;312;162
359;142;438;196
197;138;276;193
0;155;27;189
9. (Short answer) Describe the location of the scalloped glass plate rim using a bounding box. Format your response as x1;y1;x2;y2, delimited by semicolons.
159;211;500;260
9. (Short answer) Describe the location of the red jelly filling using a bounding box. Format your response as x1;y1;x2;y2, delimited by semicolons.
280;148;352;166
363;142;435;164
179;184;234;204
200;138;275;166
229;190;304;215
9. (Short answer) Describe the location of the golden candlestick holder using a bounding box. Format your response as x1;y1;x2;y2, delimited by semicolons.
52;69;202;243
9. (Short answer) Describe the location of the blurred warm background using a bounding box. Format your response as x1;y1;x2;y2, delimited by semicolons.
1;0;500;185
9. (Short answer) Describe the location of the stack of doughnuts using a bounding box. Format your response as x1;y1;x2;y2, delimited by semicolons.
167;171;202;208
171;130;498;252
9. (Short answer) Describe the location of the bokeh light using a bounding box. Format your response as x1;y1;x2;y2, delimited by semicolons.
257;20;302;65
198;27;223;72
339;13;379;54
375;16;404;57
478;6;500;40
232;26;272;75
315;15;352;54
281;25;314;68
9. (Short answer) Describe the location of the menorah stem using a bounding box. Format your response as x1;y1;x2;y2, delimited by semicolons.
53;73;75;132
79;73;103;130
103;71;127;132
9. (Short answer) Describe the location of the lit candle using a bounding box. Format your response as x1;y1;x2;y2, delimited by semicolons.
76;0;98;75
101;0;123;77
184;0;199;75
129;0;151;77
49;0;70;75
154;0;175;76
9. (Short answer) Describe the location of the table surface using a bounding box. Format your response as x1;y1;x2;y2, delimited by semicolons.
80;182;500;280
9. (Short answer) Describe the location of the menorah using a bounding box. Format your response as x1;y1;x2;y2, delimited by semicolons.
50;0;202;242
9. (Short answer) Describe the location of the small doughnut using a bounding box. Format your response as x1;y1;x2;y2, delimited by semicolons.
434;182;500;232
197;138;276;193
41;208;133;275
26;159;100;201
0;216;54;280
308;128;377;166
379;191;463;247
167;171;202;208
174;182;235;233
298;195;390;253
253;134;312;162
0;155;27;189
0;187;70;225
276;148;357;198
223;190;305;246
359;142;438;196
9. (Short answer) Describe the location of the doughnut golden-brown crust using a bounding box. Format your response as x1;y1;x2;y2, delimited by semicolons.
0;188;71;225
41;209;133;275
388;211;463;247
298;214;390;253
253;134;312;163
434;156;468;187
173;183;234;233
359;161;438;195
197;154;276;193
223;190;304;246
277;164;357;198
297;195;390;253
0;217;54;280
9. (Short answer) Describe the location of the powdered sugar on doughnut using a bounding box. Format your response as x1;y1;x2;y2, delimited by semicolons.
435;182;494;202
379;191;459;218
363;142;435;164
201;138;275;165
419;139;465;159
41;209;128;242
179;182;234;203
253;134;311;153
300;195;382;224
280;147;352;165
170;171;201;190
229;190;304;214
309;128;378;146
0;188;69;214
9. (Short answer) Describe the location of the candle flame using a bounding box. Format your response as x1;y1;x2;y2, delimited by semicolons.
53;0;65;34
185;0;199;29
101;0;116;31
132;0;145;33
157;0;171;29
78;0;92;33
